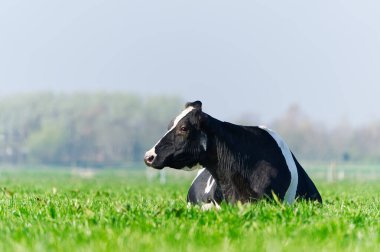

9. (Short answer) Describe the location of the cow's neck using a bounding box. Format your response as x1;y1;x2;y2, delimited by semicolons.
200;115;256;203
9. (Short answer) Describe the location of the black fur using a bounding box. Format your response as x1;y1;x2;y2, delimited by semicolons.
144;101;322;204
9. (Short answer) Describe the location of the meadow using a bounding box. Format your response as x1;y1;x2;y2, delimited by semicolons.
0;167;379;252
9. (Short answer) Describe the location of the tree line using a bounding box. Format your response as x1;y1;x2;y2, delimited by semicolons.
0;93;182;167
0;93;379;167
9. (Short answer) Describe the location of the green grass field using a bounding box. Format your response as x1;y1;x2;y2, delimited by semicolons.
0;168;379;252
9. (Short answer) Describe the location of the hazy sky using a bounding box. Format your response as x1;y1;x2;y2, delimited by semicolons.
1;1;380;127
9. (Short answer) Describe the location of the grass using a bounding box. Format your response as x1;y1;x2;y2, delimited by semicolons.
0;168;379;252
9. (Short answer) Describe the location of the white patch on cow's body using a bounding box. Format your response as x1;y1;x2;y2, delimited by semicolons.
200;131;207;151
145;106;195;159
201;200;221;211
190;168;206;186
205;175;215;194
201;202;214;211
259;125;299;204
213;200;221;210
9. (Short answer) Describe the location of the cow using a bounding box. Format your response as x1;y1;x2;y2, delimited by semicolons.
144;101;322;206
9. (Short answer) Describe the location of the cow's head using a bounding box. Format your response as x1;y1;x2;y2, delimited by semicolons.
144;101;208;170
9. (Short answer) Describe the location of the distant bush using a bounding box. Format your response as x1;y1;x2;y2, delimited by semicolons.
0;93;182;167
1;93;380;167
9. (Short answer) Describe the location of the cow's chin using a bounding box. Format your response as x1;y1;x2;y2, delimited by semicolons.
167;161;200;170
150;165;165;170
149;160;166;170
151;164;199;171
150;156;200;170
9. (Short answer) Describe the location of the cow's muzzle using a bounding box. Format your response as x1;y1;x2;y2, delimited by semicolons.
144;149;157;167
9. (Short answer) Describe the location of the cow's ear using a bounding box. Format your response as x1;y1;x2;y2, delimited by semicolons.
185;101;202;111
199;112;209;130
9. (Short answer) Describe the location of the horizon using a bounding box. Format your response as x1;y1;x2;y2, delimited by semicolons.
0;91;369;130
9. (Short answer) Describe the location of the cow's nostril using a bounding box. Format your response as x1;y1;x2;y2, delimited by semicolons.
144;149;157;167
144;154;155;166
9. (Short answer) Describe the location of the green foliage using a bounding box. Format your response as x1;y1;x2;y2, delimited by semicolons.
271;105;380;163
26;120;69;164
0;93;182;166
2;93;380;165
0;168;379;252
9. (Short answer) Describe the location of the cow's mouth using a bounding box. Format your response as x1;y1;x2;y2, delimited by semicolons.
144;155;165;169
144;154;155;166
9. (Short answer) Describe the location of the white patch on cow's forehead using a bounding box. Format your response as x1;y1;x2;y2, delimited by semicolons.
148;106;196;155
169;106;195;131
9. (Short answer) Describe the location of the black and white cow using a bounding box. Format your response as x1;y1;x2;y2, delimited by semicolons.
144;101;322;206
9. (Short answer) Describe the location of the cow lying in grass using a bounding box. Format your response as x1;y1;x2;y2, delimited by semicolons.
144;101;322;207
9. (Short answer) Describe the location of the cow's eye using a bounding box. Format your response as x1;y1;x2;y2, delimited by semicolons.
180;125;189;132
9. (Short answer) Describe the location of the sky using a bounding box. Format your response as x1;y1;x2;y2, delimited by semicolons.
1;1;380;127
